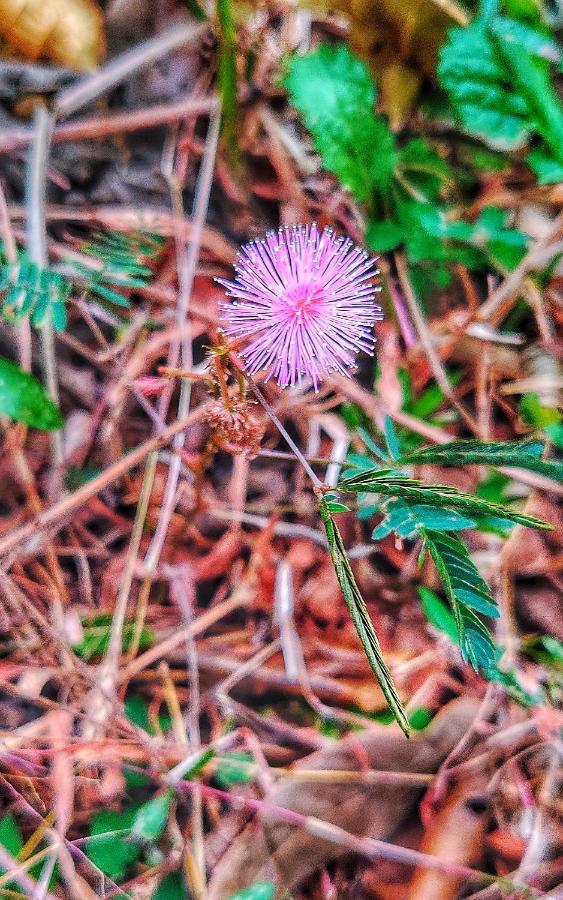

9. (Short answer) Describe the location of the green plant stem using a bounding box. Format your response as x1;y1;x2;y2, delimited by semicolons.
215;0;239;166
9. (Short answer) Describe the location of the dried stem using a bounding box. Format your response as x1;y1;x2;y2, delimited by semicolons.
394;251;479;433
54;23;208;119
26;105;63;475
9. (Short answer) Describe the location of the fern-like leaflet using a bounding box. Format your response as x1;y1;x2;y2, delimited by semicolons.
0;230;163;330
330;433;557;687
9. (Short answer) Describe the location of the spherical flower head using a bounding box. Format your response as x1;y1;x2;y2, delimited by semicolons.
217;224;382;390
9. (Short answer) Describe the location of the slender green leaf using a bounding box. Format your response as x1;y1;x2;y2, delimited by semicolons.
338;468;551;529
318;497;409;736
228;883;275;900
214;752;254;789
399;438;563;482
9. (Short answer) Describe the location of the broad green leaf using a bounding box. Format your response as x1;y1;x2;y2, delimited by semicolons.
400;438;563;483
214;752;254;789
228;882;275;900
284;44;396;200
318;497;410;736
438;6;563;160
87;808;141;881
527;149;563;185
0;356;63;430
0;812;23;862
152;871;189;899
337;469;552;529
131;791;173;843
438;17;531;149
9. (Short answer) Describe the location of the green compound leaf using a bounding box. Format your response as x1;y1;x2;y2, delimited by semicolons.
418;586;540;705
438;3;563;161
0;248;71;330
284;43;397;201
399;438;563;483
318;497;410;736
337;469;552;530
0;356;63;430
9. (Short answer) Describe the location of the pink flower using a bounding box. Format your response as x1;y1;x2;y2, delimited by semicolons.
218;224;382;390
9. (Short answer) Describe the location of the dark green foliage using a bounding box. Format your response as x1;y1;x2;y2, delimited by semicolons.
438;0;563;175
0;355;63;430
283;44;396;200
284;37;535;299
318;496;410;735
333;436;553;680
399;438;563;482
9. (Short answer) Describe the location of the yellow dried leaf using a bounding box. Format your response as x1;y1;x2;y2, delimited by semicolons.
0;0;105;71
333;0;468;79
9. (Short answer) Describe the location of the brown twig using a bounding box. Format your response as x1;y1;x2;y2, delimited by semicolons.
477;212;563;324
54;24;208;119
0;97;218;153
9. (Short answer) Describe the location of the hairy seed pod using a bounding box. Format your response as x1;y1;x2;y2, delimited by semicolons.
0;0;105;70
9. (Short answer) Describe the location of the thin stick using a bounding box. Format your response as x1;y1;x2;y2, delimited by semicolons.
245;374;323;489
477;212;563;323
394;251;479;433
102;452;158;691
143;109;221;573
0;96;218;153
176;781;498;888
27;106;63;473
55;24;207;119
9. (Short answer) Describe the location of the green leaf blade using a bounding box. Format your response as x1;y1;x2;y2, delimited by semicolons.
319;498;410;736
0;356;63;430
